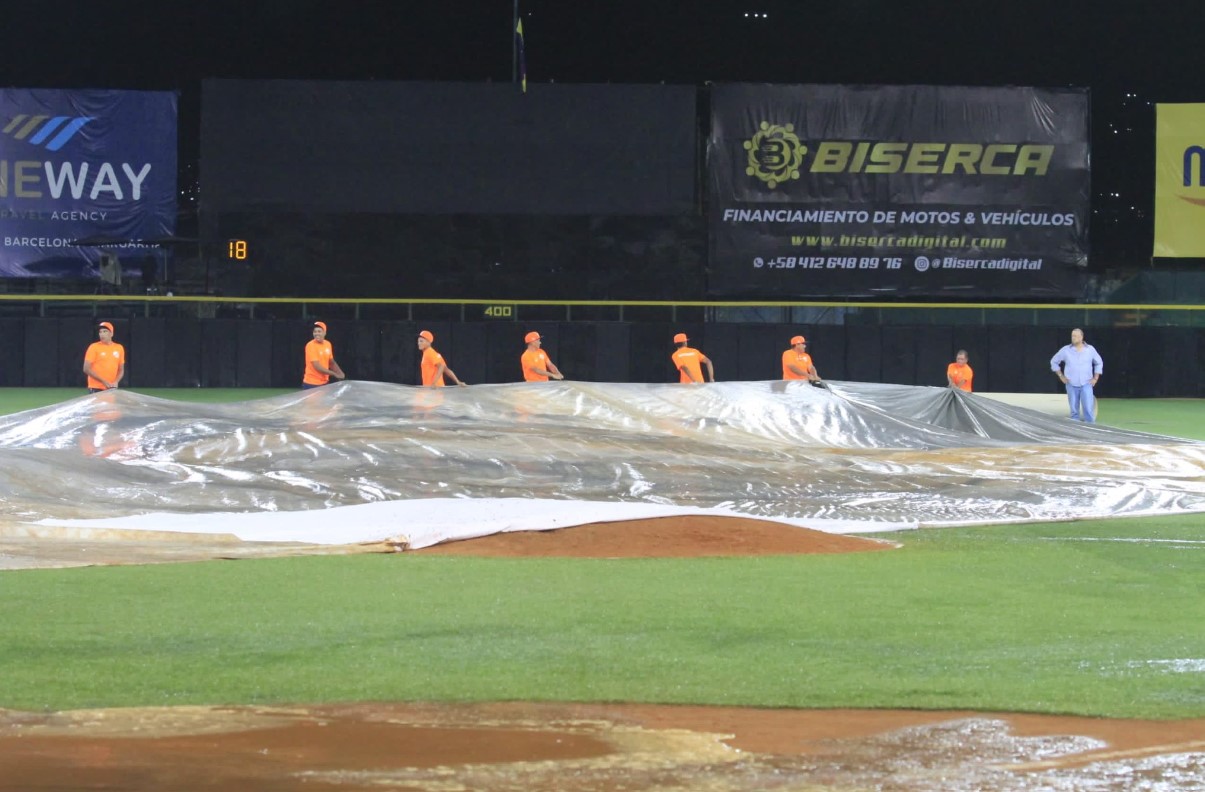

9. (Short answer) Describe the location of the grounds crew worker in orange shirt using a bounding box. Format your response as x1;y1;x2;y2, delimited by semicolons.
521;331;564;381
671;332;714;383
417;330;466;387
782;335;822;383
83;321;125;392
947;349;973;392
302;321;346;388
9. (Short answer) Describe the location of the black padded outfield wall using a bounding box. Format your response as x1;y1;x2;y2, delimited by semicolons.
708;84;1091;299
18;318;1203;397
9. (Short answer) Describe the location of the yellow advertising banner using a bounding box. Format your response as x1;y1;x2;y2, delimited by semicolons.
1154;103;1205;257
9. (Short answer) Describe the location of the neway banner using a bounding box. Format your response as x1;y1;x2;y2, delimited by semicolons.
0;89;176;278
708;84;1090;298
1154;103;1205;258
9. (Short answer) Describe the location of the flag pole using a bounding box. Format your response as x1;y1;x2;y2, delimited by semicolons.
512;0;518;85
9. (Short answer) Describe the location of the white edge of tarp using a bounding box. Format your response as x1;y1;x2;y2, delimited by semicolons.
31;498;917;549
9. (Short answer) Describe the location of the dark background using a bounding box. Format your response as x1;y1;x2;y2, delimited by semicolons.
200;80;697;215
5;2;1201;392
5;0;1202;275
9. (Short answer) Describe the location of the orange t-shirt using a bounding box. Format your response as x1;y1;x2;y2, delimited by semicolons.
947;362;973;392
421;347;446;386
521;348;553;382
671;347;706;383
84;341;125;390
303;339;335;385
782;349;814;380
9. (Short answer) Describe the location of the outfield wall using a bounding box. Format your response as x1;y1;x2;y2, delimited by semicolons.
3;318;1201;397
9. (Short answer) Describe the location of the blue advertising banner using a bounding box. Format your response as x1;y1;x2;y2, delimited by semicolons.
1;89;177;278
708;84;1090;299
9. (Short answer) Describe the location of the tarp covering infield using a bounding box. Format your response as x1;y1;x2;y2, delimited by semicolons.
0;381;1202;548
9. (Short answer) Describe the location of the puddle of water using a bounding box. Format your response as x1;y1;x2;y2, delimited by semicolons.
1;715;615;792
3;704;1205;792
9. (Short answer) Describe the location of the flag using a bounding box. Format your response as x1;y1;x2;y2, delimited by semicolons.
515;19;527;93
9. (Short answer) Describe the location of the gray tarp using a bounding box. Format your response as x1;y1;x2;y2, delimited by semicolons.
0;381;1201;538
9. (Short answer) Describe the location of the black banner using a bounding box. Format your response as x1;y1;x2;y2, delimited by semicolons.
201;80;696;216
708;84;1090;298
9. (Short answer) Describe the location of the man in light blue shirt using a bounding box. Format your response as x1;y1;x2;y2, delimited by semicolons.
1050;328;1103;422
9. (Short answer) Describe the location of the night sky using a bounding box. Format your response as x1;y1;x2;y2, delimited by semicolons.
5;0;1202;268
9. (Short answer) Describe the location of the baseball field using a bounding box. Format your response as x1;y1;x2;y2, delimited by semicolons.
1;388;1203;790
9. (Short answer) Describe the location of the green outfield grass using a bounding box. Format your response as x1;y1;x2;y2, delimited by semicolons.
0;388;293;413
2;516;1204;717
0;389;1202;717
1095;398;1205;441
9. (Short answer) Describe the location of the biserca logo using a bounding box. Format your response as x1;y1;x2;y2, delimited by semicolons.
743;122;806;188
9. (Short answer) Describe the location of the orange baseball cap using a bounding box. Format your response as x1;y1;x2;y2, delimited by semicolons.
98;321;114;333
313;321;327;332
673;332;688;343
418;330;434;342
524;331;541;343
791;335;806;345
